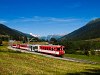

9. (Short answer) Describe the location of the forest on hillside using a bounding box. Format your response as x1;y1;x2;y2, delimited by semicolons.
49;38;100;56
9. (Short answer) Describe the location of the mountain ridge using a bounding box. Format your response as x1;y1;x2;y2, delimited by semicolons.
0;23;34;40
60;18;100;41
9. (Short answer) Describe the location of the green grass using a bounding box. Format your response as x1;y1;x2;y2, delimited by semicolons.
64;54;100;63
0;46;100;75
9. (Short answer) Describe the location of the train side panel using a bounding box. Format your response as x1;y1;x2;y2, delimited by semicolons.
38;45;65;56
11;44;65;56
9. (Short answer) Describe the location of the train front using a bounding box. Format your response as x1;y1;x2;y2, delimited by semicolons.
58;46;65;56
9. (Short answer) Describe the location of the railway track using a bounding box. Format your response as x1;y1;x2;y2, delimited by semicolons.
8;46;100;65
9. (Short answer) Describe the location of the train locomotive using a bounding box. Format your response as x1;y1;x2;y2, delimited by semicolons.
11;44;65;56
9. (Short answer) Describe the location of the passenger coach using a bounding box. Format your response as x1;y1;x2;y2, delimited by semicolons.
12;44;65;56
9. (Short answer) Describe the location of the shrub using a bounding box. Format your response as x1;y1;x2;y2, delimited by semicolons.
0;39;3;46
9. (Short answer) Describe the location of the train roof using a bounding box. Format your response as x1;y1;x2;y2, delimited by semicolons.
39;44;64;47
20;44;64;47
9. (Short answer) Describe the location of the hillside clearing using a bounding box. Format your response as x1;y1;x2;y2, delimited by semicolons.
0;46;100;75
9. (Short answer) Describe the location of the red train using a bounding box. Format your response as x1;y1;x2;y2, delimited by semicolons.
11;44;65;56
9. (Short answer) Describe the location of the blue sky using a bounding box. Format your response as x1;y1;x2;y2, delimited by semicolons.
0;0;100;36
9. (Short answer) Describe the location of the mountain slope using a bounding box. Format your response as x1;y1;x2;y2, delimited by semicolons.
60;18;100;41
0;23;33;40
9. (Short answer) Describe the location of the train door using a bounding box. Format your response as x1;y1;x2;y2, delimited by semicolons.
28;45;33;51
33;46;38;52
30;46;33;51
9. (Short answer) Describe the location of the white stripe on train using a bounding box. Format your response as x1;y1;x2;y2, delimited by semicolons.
38;49;59;54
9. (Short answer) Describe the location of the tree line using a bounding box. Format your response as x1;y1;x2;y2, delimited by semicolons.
49;38;100;56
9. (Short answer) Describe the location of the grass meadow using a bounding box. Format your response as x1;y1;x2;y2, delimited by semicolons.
0;46;100;75
64;54;100;63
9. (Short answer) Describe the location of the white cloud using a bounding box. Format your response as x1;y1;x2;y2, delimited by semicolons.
9;16;81;23
0;20;7;24
49;18;80;22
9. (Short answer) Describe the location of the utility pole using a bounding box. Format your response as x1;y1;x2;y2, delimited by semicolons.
27;38;30;44
27;37;35;44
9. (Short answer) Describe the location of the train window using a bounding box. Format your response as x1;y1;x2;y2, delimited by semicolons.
51;48;53;51
48;47;50;50
53;48;56;51
45;47;46;50
33;46;38;50
47;47;48;50
57;48;61;51
49;47;51;50
42;47;44;50
62;48;64;50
